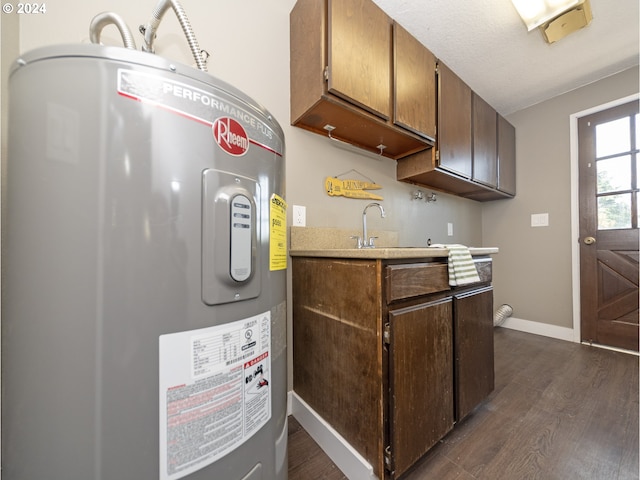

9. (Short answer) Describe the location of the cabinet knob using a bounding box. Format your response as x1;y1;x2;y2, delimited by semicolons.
583;236;596;245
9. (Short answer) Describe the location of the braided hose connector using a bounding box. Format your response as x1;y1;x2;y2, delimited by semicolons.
90;12;137;49
142;0;207;72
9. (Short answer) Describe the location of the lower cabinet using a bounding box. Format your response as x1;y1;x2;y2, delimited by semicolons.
292;256;494;479
453;286;495;422
388;297;454;478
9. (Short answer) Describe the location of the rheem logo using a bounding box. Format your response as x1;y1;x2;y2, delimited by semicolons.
212;117;249;156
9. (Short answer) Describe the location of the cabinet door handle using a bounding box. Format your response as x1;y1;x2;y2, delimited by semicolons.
583;236;596;245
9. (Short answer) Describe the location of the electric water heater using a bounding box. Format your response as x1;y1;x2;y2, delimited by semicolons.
3;41;287;480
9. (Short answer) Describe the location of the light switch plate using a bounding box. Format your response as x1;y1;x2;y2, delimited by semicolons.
293;205;306;226
447;223;454;236
531;213;549;227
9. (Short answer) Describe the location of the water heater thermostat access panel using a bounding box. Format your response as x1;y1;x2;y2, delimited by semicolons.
202;169;261;305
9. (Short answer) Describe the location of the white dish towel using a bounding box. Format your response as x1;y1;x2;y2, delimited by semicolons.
431;244;481;286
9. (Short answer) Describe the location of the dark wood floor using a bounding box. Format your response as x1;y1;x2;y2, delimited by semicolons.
288;327;639;480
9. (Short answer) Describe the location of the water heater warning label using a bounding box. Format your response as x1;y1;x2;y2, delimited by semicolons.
159;312;271;480
269;194;287;271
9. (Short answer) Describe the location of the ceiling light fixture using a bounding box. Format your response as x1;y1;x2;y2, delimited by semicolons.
511;0;581;30
511;0;593;43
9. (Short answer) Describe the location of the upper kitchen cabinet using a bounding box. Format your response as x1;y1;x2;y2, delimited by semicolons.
397;62;482;197
464;96;518;201
497;114;516;196
463;110;516;201
393;22;437;141
329;0;391;119
437;62;473;178
472;93;497;188
290;0;433;159
397;61;517;201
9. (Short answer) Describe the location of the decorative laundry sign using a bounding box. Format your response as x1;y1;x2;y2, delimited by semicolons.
324;177;383;200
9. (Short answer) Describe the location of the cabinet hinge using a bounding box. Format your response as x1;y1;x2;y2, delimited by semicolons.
323;65;329;81
384;445;393;472
435;149;440;161
383;323;391;345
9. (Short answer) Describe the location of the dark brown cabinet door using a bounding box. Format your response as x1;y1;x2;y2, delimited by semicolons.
328;0;392;119
437;62;472;178
497;114;516;195
389;297;454;479
473;93;498;187
393;22;436;140
453;286;494;421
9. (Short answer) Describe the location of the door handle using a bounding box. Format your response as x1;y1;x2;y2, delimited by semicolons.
583;236;596;245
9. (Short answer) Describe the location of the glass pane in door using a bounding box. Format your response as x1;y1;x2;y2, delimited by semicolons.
596;117;630;158
597;155;631;193
598;193;632;230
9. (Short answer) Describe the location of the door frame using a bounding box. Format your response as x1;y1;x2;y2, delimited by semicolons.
569;92;639;351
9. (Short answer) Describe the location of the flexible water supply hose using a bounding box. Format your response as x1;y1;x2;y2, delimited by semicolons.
494;304;513;327
89;12;137;50
141;0;207;72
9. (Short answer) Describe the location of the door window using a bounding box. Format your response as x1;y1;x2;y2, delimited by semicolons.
595;114;638;230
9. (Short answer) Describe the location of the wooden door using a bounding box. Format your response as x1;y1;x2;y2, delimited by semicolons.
437;62;472;178
388;297;454;479
453;287;494;421
578;100;639;351
328;0;392;119
393;22;436;140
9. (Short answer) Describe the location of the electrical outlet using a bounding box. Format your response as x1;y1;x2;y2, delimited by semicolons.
293;205;306;226
447;223;454;236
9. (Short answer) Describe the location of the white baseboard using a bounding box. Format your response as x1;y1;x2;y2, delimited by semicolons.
499;316;575;342
288;391;377;480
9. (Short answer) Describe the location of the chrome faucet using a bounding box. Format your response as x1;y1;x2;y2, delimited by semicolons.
353;202;386;248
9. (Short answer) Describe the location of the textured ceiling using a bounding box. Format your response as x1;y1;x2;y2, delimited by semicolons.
371;0;639;115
